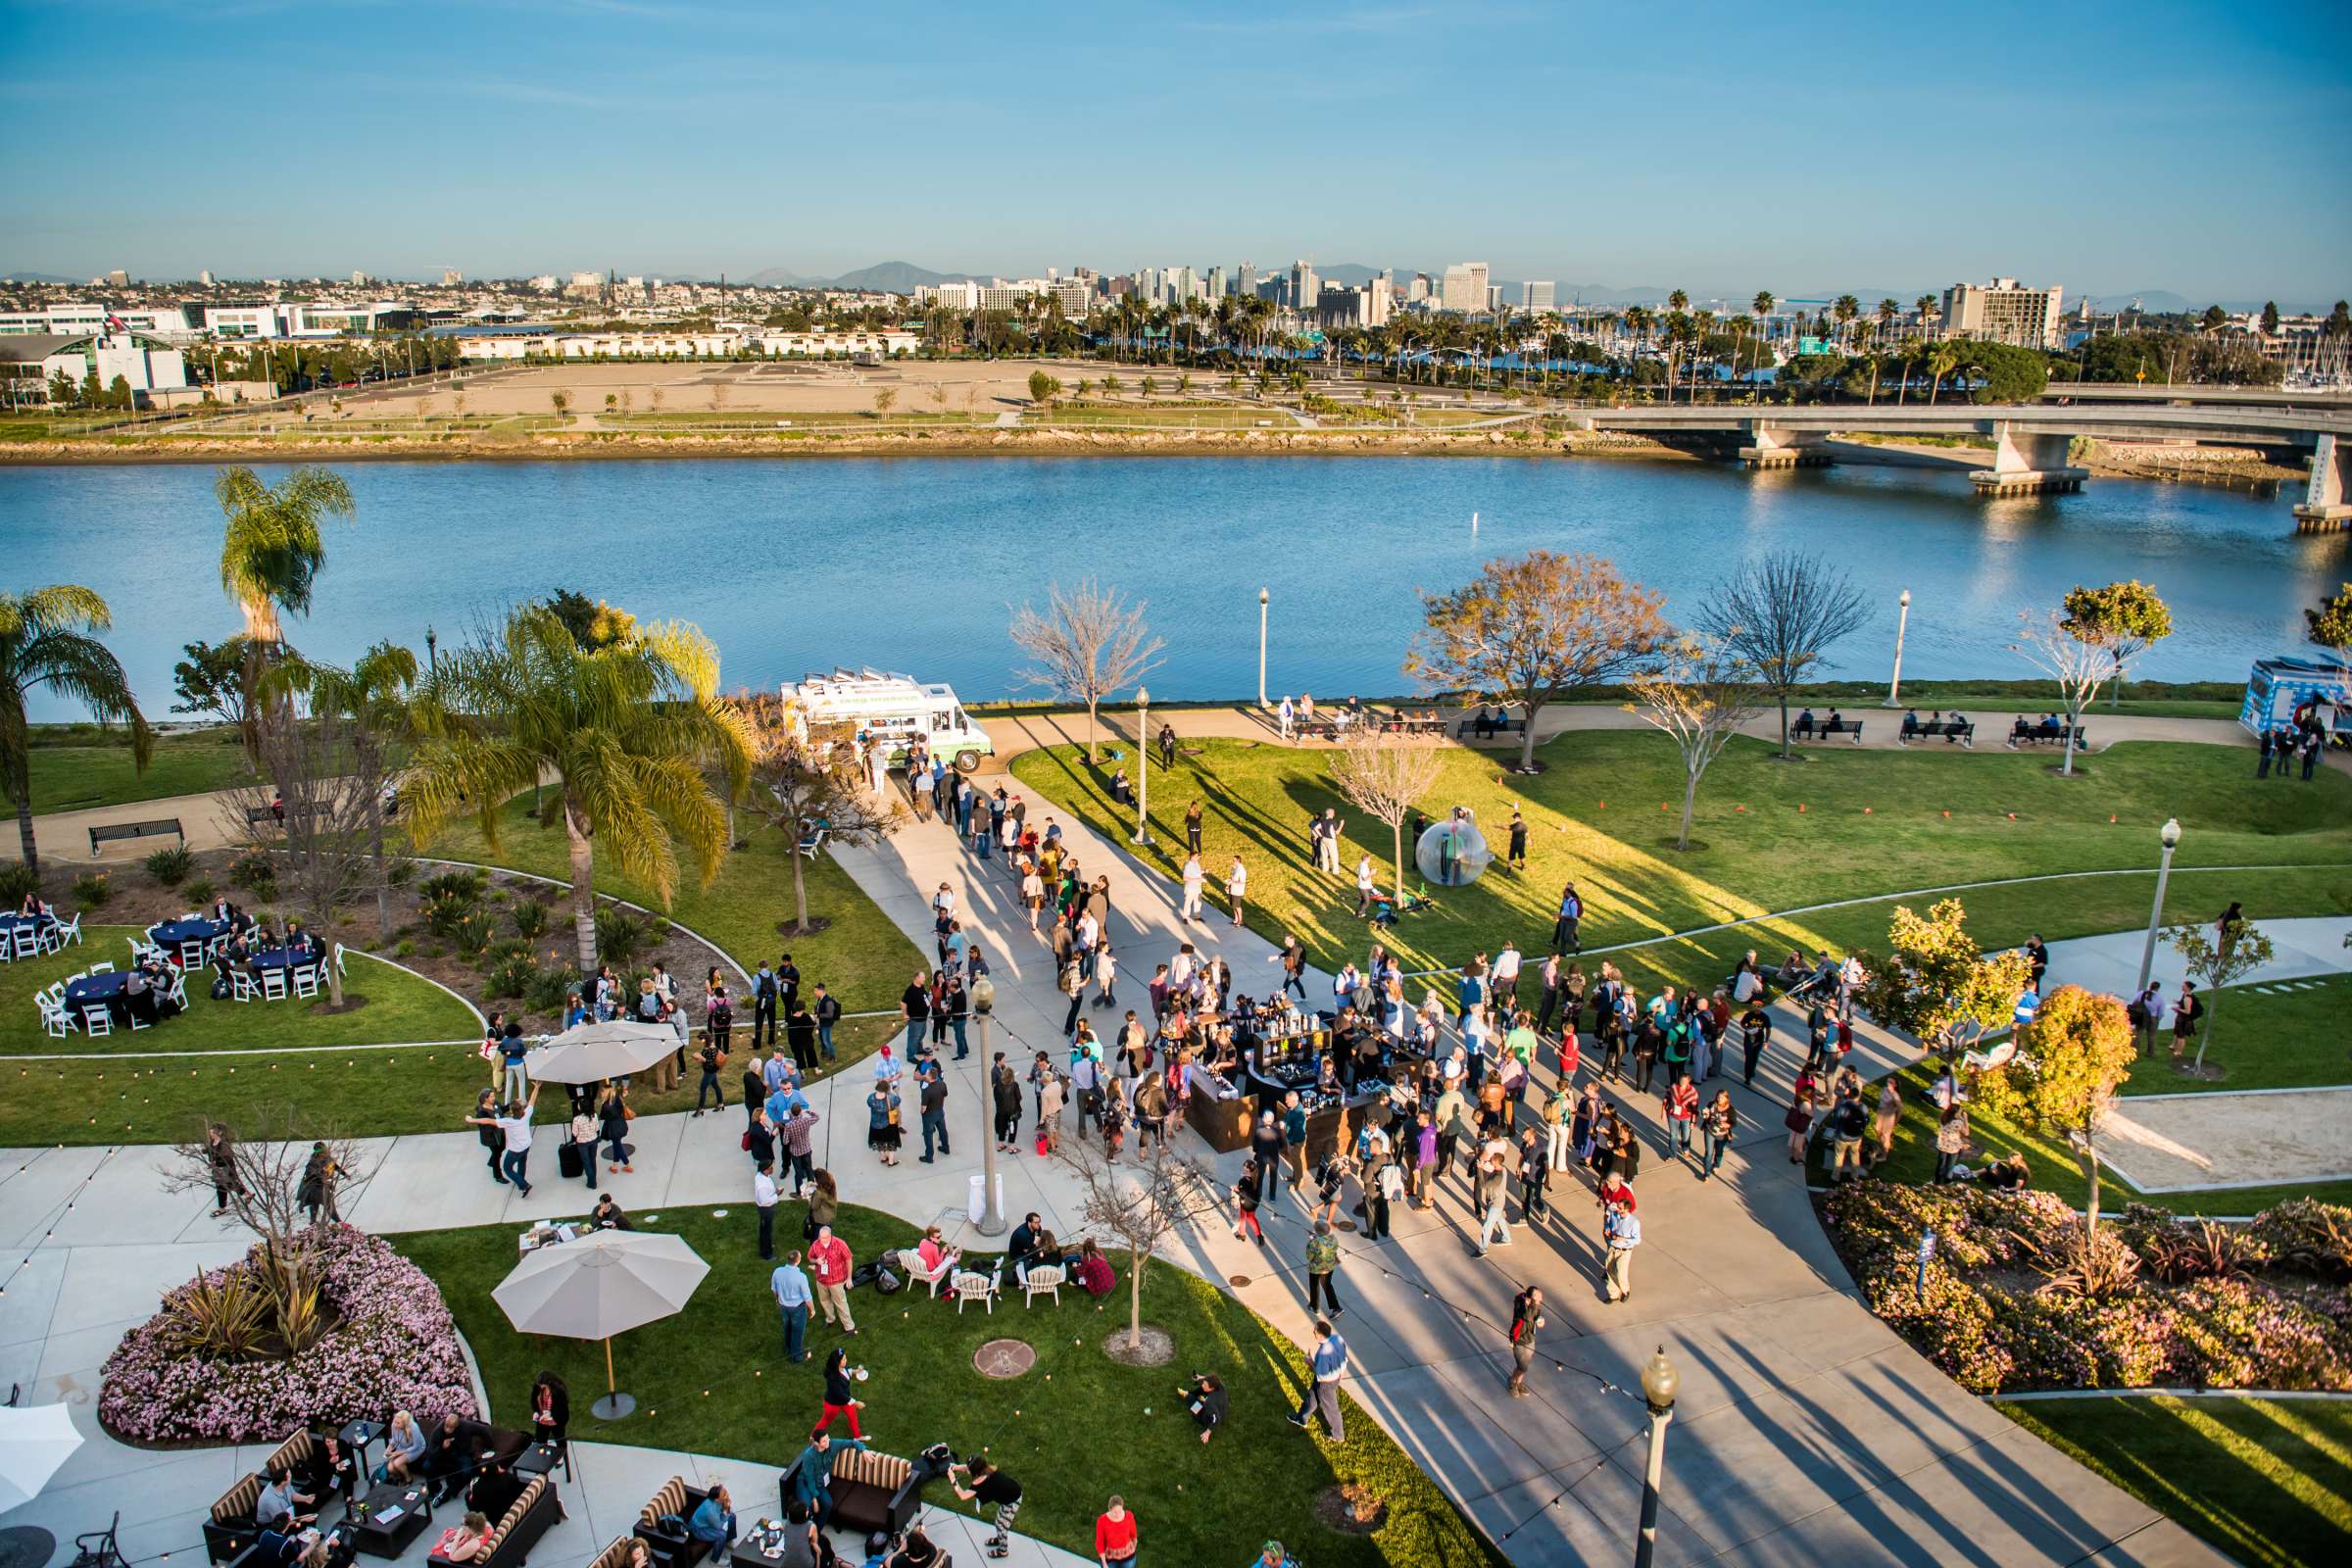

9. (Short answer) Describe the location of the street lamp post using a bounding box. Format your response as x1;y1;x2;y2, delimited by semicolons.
1635;1346;1680;1568
1257;587;1270;709
424;624;438;674
1131;686;1152;846
970;975;1004;1235
2133;816;2182;996
1883;588;1911;707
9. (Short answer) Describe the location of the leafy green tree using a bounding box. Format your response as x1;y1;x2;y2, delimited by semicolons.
1851;898;2033;1061
1;587;151;872
2161;918;2276;1078
1969;984;2135;1234
172;637;255;729
2200;304;2228;332
2061;580;2173;707
1027;369;1061;406
403;608;752;974
2260;302;2280;336
539;588;638;651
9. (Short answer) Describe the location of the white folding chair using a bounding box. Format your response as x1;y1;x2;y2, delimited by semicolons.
167;970;188;1007
87;960;115;975
952;1270;999;1314
1021;1264;1065;1309
66;970;87;987
9;927;35;960
45;980;65;1004
127;1003;151;1030
332;942;347;977
126;937;146;965
178;941;206;971
261;967;288;1001
80;1007;112;1036
0;934;12;965
38;998;70;1038
57;912;82;949
232;971;259;1002
292;964;320;1000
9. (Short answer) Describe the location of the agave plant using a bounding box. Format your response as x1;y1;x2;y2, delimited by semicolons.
163;1269;270;1360
2132;1218;2268;1284
2031;1229;2141;1300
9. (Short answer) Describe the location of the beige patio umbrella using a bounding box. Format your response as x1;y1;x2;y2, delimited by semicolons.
491;1230;710;1419
522;1018;680;1085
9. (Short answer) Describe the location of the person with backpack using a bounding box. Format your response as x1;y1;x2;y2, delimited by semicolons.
693;1033;728;1116
749;960;780;1050
2171;980;2205;1062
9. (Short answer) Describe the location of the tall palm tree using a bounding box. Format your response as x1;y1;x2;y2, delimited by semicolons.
1833;294;1861;349
1926;345;1959;406
1913;294;1938;342
216;466;356;648
1748;292;1775;398
2;586;151;873
403;608;752;975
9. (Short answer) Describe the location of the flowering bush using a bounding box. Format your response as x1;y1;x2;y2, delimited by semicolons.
1824;1185;2352;1395
100;1226;476;1445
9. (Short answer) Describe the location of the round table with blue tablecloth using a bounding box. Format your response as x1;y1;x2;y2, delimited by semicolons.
62;969;180;1028
0;911;58;954
150;916;231;952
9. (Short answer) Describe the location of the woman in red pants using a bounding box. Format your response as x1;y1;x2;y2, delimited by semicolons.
812;1347;866;1439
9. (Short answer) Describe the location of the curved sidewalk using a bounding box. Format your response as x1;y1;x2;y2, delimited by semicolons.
2;799;2240;1566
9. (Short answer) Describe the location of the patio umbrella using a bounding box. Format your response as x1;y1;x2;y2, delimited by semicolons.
491;1230;709;1420
0;1402;83;1510
522;1018;680;1085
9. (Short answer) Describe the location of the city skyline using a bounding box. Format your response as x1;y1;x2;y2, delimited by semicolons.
3;0;2345;301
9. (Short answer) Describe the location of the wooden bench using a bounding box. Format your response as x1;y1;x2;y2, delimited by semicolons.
2007;722;2088;750
244;805;283;829
1453;713;1529;740
1897;718;1976;748
1793;718;1864;745
89;817;182;857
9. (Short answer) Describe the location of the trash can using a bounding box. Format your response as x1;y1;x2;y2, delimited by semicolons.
966;1171;1002;1225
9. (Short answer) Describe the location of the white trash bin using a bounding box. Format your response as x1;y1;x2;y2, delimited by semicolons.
966;1171;1002;1225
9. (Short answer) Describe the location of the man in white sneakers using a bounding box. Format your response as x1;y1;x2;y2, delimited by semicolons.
1180;854;1205;922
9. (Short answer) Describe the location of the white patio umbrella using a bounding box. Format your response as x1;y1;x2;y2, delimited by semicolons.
522;1018;680;1085
491;1230;709;1420
0;1401;83;1510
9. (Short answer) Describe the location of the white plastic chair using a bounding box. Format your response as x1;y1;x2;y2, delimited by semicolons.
178;941;206;971
9;928;35;960
167;970;188;1008
127;1003;151;1031
57;912;82;949
1022;1264;1065;1309
38;998;69;1038
87;960;115;975
261;967;288;1001
126;937;146;965
334;942;347;977
952;1270;999;1314
293;963;320;1000
67;970;87;987
80;1007;112;1036
899;1249;956;1298
232;971;259;1002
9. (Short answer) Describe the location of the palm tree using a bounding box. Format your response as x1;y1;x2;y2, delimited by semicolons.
1913;294;1938;341
1748;292;1775;398
403;608;753;975
2;586;152;874
1833;294;1860;349
215;465;355;673
1926;345;1959;406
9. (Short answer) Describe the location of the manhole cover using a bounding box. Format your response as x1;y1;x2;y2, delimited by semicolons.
1334;1218;1358;1233
0;1528;57;1568
974;1339;1036;1379
1227;1274;1251;1287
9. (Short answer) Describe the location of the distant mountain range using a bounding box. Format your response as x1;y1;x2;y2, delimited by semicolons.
0;270;79;284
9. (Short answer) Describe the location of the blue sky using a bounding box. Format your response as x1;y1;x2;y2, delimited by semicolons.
3;0;2345;305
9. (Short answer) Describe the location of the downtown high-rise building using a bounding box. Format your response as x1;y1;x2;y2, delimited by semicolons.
1441;262;1490;313
1522;279;1555;311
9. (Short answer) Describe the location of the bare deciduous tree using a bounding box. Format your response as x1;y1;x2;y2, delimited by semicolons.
1407;550;1667;771
1697;551;1869;758
1050;1127;1220;1353
2010;609;2112;775
742;696;903;932
1329;730;1443;902
163;1109;380;1351
1625;634;1762;851
1008;579;1164;763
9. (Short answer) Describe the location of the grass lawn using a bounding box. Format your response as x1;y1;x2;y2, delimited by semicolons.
1009;733;2352;985
2118;973;2352;1096
24;726;253;813
396;1205;1501;1568
1994;1395;2352;1568
423;795;925;1016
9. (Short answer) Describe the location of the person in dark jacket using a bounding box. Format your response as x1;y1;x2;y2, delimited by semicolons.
528;1370;568;1449
1180;1372;1227;1443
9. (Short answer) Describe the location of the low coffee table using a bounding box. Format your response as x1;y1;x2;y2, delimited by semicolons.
730;1526;806;1568
348;1482;433;1559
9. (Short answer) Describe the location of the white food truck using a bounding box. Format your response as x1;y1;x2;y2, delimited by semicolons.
779;669;996;772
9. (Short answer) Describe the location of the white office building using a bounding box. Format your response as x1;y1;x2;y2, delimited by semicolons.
1442;262;1490;314
1939;277;2065;349
1523;280;1556;312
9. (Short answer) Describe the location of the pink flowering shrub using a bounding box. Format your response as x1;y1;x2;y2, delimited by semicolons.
100;1226;476;1445
1824;1185;2352;1395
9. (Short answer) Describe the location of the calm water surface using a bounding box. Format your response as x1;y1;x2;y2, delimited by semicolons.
1;457;2335;719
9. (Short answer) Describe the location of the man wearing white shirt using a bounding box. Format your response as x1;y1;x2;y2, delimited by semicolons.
1493;941;1523;1014
1180;855;1205;922
753;1160;779;1260
1226;857;1248;928
1354;855;1377;916
1277;696;1295;740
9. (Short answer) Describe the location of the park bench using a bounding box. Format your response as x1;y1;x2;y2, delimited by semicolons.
1454;712;1529;741
2007;722;2088;750
1897;718;1976;748
244;805;282;829
1793;718;1865;745
88;818;182;857
1378;711;1446;735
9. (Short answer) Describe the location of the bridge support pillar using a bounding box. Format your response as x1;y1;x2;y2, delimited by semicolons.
1973;423;2088;497
2293;434;2352;533
1739;423;1832;470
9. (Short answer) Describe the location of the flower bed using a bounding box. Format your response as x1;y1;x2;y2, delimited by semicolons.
1822;1185;2352;1396
100;1226;477;1445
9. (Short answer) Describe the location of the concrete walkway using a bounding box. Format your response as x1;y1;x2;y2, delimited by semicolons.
2036;914;2352;1003
1;775;2241;1565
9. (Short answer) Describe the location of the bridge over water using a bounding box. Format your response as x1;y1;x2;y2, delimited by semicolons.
1571;402;2352;529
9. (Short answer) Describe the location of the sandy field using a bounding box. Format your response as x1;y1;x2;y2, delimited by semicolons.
336;357;1110;419
2092;1086;2352;1192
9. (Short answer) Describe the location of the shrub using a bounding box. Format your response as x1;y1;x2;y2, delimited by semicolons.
71;872;112;907
145;846;195;887
511;899;550;940
419;868;485;902
385;858;416;888
2122;1209;2270;1284
423;885;479;940
0;862;40;908
450;909;494;959
526;963;584;1015
228;851;276;898
594;905;650;967
394;939;416;958
2247;1199;2352;1282
485;952;537;1000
